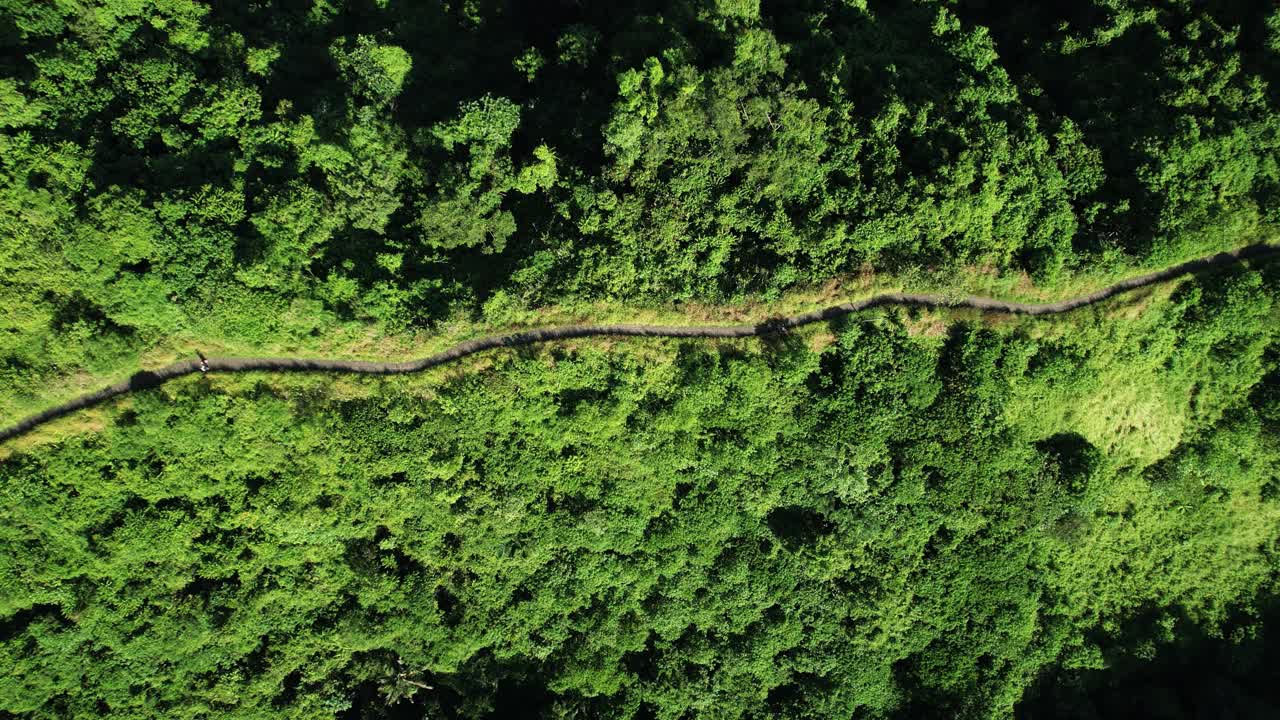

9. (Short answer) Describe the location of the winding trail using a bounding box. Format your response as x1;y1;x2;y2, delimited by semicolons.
3;243;1278;444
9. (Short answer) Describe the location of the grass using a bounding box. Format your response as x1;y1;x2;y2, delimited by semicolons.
3;235;1275;443
1002;280;1194;464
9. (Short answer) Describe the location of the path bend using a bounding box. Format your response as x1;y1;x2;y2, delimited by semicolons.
3;243;1278;444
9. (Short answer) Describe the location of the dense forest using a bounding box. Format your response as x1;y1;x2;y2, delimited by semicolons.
4;259;1279;718
2;0;1280;718
3;0;1280;411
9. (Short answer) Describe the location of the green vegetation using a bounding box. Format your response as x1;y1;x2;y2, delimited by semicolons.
4;263;1279;718
2;1;1280;718
3;0;1280;414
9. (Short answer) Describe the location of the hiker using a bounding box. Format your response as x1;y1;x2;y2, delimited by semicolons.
196;351;210;373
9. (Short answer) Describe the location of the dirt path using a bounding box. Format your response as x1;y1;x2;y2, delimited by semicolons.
3;243;1277;444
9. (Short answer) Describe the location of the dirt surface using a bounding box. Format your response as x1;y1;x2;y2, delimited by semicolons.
3;243;1277;444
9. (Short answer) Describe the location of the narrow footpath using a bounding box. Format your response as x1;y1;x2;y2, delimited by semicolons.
3;243;1277;444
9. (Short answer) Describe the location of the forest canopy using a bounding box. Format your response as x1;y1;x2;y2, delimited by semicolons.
4;260;1280;719
2;0;1280;718
2;0;1279;401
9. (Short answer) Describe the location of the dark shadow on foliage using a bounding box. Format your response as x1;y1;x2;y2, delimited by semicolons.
767;671;835;716
49;293;134;338
1195;0;1280;106
0;604;67;643
344;525;425;581
341;651;556;720
766;506;834;550
1018;596;1280;719
1036;432;1101;496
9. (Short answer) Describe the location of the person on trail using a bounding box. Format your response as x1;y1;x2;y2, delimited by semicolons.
196;351;210;373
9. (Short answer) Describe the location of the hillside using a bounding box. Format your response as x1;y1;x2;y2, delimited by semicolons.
2;1;1280;718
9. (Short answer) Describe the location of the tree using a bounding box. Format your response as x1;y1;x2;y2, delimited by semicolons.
332;35;413;107
416;96;557;252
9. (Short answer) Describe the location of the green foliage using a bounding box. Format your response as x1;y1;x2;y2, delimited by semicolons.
2;1;1280;717
1;0;1278;401
2;268;1279;718
417;95;556;252
332;35;413;106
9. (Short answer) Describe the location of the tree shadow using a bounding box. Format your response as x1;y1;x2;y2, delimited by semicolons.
949;0;1279;256
339;651;558;720
127;369;165;391
1035;432;1101;495
1017;597;1280;719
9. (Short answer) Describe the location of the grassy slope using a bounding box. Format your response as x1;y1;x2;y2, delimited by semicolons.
4;235;1274;451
